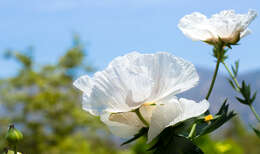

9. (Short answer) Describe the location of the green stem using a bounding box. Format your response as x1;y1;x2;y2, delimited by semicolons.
205;56;221;100
14;145;17;154
223;61;260;123
249;105;260;123
134;108;149;127
222;61;240;91
188;123;197;139
188;47;222;139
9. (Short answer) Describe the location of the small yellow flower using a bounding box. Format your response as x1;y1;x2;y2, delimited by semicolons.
204;114;213;122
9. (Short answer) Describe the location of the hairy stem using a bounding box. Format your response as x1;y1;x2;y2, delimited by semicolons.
189;47;222;139
222;61;240;91
249;105;260;123
205;57;221;100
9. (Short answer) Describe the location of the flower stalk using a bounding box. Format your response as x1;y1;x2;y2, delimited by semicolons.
188;123;197;139
205;56;221;100
189;45;224;139
134;108;149;127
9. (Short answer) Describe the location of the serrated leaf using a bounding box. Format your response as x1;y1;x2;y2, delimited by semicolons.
237;80;256;105
121;128;148;146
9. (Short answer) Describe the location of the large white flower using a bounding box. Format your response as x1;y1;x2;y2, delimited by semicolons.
73;52;209;143
178;10;257;44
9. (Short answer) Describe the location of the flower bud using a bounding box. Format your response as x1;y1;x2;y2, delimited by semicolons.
5;125;23;145
6;150;22;154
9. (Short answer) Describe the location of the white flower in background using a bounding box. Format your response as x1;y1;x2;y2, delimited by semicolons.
73;52;209;143
178;10;257;45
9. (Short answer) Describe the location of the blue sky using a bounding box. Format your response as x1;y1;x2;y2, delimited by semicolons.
0;0;260;77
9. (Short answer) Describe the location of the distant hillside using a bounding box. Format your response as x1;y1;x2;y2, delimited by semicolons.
179;68;260;124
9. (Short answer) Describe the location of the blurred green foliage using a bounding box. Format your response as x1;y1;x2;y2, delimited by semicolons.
0;37;259;154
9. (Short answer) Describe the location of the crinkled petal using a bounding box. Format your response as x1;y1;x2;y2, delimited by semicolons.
147;98;209;143
209;9;257;39
100;113;143;138
74;52;199;115
112;52;199;102
178;9;257;42
178;12;218;41
73;75;92;94
169;98;209;126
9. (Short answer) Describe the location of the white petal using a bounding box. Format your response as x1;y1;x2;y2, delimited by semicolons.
169;98;209;126
147;98;209;143
74;52;199;115
147;98;181;143
108;111;145;127
178;12;218;41
179;9;257;42
139;104;157;124
73;75;92;94
100;113;142;138
115;52;199;102
209;9;257;39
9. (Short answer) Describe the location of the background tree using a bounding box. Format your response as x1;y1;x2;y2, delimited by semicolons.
0;37;140;154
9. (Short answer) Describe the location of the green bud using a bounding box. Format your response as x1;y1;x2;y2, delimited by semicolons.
5;125;23;145
7;150;22;154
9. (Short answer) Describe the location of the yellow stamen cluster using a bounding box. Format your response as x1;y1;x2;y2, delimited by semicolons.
204;114;214;122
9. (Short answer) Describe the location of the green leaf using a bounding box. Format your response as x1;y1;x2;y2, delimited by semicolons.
236;97;248;105
121;128;148;146
252;127;260;138
195;100;236;137
237;80;257;105
231;60;239;77
251;91;257;103
150;127;203;154
228;79;236;90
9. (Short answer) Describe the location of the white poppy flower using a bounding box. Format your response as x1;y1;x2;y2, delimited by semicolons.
178;10;257;44
73;52;209;143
